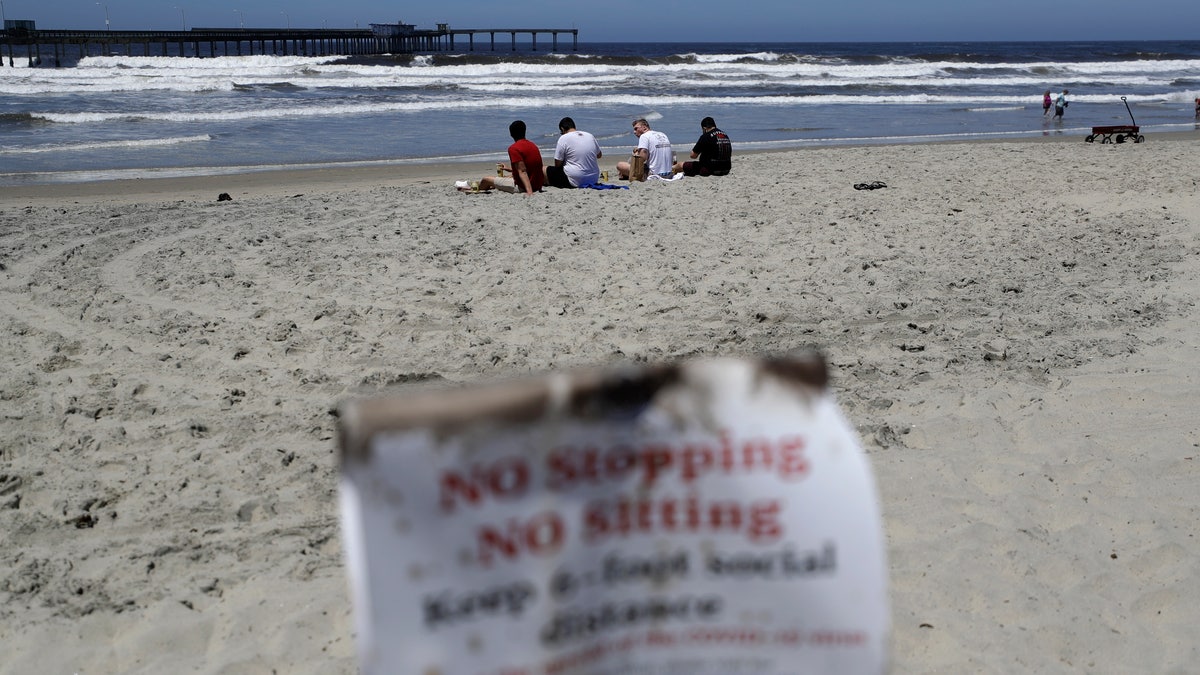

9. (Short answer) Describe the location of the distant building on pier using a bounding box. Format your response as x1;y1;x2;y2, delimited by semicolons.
368;22;416;37
4;19;37;33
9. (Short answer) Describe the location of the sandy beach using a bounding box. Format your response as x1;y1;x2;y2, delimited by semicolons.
2;135;1199;673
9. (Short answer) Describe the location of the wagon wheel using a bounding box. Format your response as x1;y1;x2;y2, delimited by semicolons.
1115;134;1125;143
1100;136;1113;144
1085;134;1096;143
1135;135;1145;143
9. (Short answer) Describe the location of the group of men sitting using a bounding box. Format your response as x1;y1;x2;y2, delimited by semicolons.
474;116;732;196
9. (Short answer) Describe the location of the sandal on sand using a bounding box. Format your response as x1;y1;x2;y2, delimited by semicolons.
853;181;888;190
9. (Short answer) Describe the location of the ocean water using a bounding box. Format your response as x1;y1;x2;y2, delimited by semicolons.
1;40;1198;186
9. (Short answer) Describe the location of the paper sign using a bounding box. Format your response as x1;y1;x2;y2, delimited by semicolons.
338;355;889;675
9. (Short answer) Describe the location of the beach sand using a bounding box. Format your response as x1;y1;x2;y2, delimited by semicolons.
2;135;1199;673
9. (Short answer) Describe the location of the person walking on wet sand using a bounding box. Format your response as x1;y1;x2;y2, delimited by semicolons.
1043;90;1053;116
1054;89;1069;121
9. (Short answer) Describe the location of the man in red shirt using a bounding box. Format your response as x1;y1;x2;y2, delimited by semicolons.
475;120;545;195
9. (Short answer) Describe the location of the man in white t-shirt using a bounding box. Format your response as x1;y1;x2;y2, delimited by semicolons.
546;117;602;188
617;119;674;180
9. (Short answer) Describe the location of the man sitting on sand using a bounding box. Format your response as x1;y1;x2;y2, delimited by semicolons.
546;117;602;189
674;116;731;177
470;120;544;195
616;118;674;180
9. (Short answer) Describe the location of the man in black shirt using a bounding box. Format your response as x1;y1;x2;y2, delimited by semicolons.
674;116;731;177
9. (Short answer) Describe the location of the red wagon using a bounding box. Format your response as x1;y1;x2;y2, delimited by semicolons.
1085;97;1144;144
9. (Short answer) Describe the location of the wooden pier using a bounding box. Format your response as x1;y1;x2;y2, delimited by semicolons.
0;25;579;67
444;29;579;53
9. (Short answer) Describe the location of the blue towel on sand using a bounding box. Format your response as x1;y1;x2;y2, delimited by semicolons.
580;182;628;190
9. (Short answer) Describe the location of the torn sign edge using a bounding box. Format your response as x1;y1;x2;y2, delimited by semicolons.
337;352;829;469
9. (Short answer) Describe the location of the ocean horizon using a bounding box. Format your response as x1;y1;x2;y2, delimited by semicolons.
2;39;1199;186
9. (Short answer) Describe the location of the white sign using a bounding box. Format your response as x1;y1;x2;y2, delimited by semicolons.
339;356;889;674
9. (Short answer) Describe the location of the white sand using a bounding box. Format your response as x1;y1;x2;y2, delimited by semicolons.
2;136;1199;673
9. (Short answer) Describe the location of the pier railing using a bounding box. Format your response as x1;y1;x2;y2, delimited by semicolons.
0;26;579;66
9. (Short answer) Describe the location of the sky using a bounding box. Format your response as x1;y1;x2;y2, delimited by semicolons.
5;0;1199;42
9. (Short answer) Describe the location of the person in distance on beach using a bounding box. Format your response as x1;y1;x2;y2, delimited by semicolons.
1054;89;1069;121
616;118;674;180
1042;90;1053;116
673;116;732;177
467;120;544;195
545;117;602;189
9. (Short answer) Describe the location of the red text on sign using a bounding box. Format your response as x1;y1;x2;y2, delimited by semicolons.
583;495;783;545
477;510;565;566
547;431;809;490
440;455;530;513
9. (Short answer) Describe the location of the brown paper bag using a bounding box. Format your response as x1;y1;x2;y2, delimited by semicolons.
630;153;646;181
